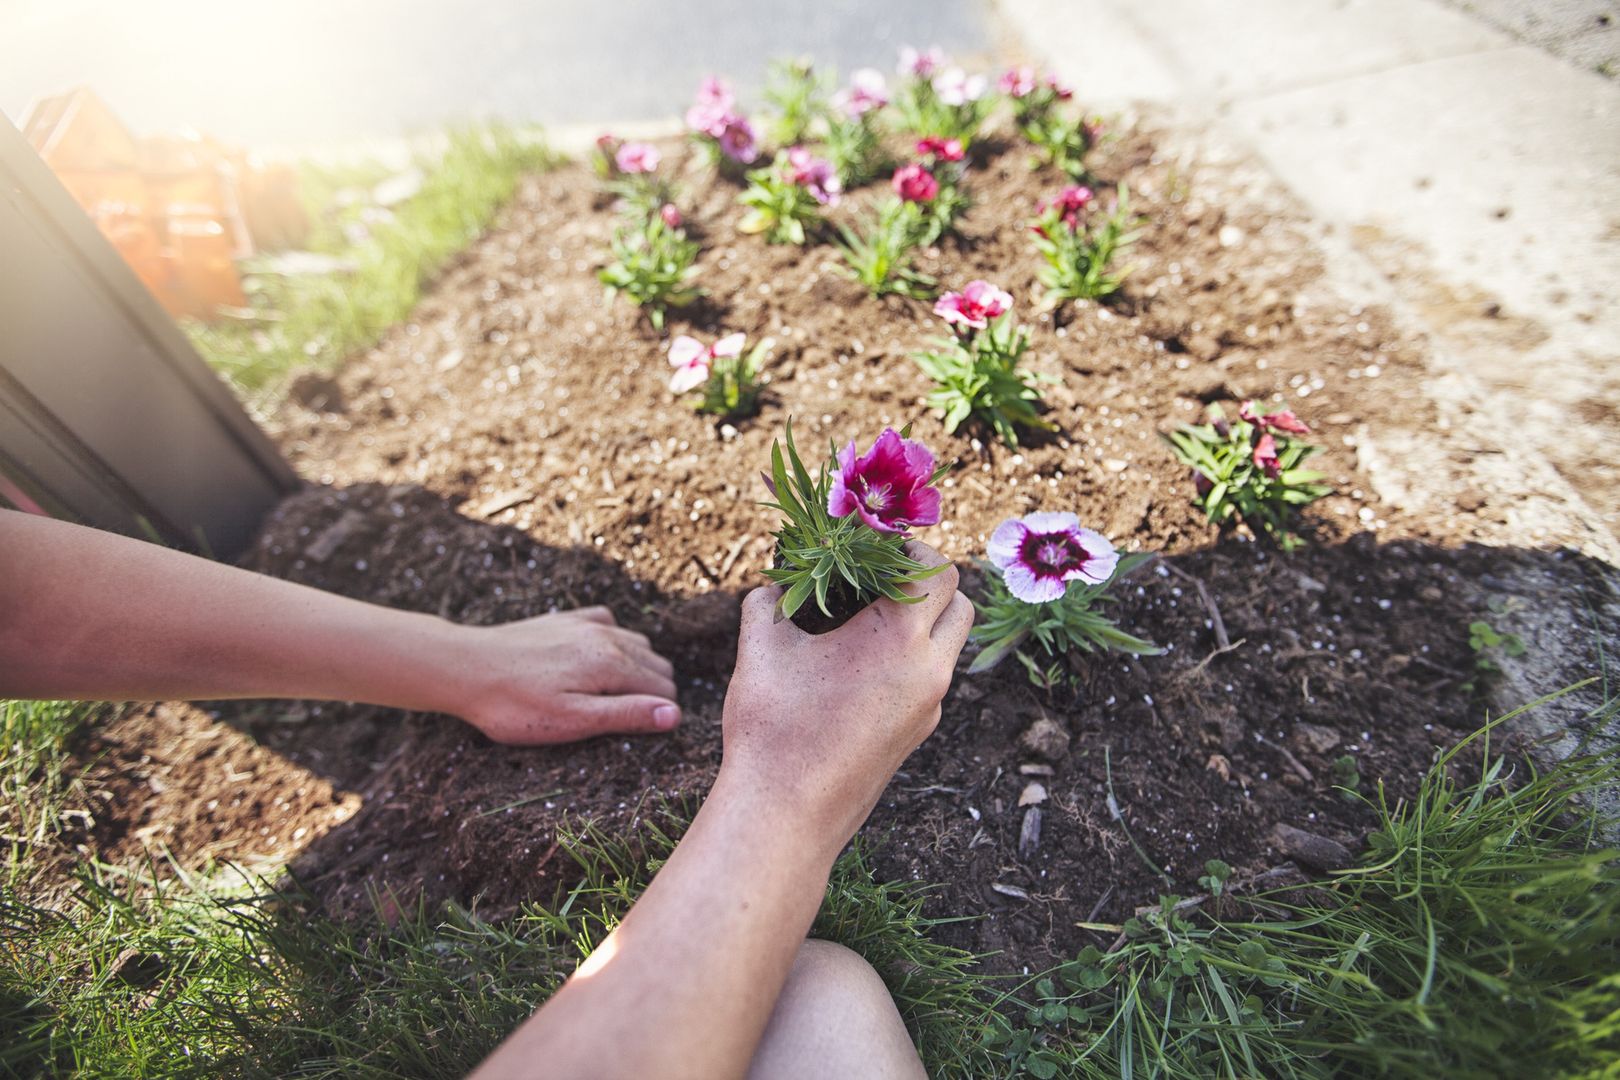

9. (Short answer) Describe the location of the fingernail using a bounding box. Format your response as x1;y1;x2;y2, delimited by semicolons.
653;705;681;730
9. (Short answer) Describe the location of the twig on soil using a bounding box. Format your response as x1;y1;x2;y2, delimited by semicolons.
1085;885;1115;923
1164;561;1230;650
1407;654;1468;679
1256;735;1314;783
687;552;718;583
1104;746;1173;891
1175;637;1248;683
901;784;967;796
718;534;752;579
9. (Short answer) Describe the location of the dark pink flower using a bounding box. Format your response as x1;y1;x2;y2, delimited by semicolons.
934;279;1013;330
827;428;942;534
915;136;965;162
999;66;1037;98
659;203;683;229
596;133;617;154
1193;471;1214;497
1239;400;1311;436
835;68;888;118
786;146;840;205
898;45;947;78
668;332;745;394
615;141;660;174
1041;184;1095;230
1252;433;1281;477
1046;74;1074;100
891;163;939;203
988;512;1119;603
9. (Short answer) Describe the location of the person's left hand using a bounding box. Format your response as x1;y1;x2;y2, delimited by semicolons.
446;607;681;744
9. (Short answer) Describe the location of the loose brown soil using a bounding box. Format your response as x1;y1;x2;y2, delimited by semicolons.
42;121;1616;971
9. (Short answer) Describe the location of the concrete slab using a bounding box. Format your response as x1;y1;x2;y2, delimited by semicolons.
1003;0;1620;539
1095;0;1512;101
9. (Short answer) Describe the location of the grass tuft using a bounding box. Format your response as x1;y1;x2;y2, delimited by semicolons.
0;699;93;891
984;691;1620;1078
0;804;998;1078
187;124;558;401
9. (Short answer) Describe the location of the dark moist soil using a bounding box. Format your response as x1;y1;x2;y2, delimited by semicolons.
44;122;1604;970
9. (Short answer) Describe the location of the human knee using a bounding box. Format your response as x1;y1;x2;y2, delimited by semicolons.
786;940;900;1010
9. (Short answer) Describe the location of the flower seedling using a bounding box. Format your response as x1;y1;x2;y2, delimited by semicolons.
836;197;936;298
968;512;1161;687
911;138;971;244
834;164;940;298
595;137;675;218
1031;183;1141;306
1331;753;1363;803
893;46;993;144
1197;859;1233;901
1002;67;1100;179
738;147;840;245
913;281;1053;447
1462;617;1527;693
667;332;768;419
685;75;760;169
598;212;702;329
825;68;892;186
763;57;833;147
762;423;951;631
1162;400;1331;549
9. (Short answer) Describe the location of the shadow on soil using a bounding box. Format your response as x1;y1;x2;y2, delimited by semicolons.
61;482;1620;967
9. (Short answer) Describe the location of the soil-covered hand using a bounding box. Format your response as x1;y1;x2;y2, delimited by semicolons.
719;541;973;846
449;607;681;745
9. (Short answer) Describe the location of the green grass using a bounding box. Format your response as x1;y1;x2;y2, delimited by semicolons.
4;689;1616;1078
982;689;1620;1079
0;807;994;1079
187;124;558;400
0;699;91;891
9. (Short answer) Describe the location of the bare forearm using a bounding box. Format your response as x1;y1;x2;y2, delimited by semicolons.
471;770;843;1080
0;510;463;711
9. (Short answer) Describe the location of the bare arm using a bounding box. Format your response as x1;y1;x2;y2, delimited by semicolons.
0;510;682;742
470;543;974;1080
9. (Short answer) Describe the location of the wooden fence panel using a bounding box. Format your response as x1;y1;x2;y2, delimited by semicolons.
0;118;297;558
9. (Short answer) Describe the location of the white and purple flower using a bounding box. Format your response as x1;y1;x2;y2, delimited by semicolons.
988;512;1119;603
898;44;948;79
785;146;841;205
835;68;889;118
932;66;987;106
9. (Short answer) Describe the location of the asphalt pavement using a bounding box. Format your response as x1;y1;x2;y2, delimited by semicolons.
3;0;990;146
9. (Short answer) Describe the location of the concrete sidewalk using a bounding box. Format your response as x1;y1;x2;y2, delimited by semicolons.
1003;0;1620;554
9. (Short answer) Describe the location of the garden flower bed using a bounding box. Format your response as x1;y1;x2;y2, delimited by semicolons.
54;60;1612;981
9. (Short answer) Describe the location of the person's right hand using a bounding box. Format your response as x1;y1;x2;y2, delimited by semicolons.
717;541;973;848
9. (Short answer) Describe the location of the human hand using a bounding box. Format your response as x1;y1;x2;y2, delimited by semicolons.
717;541;973;847
446;607;681;745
